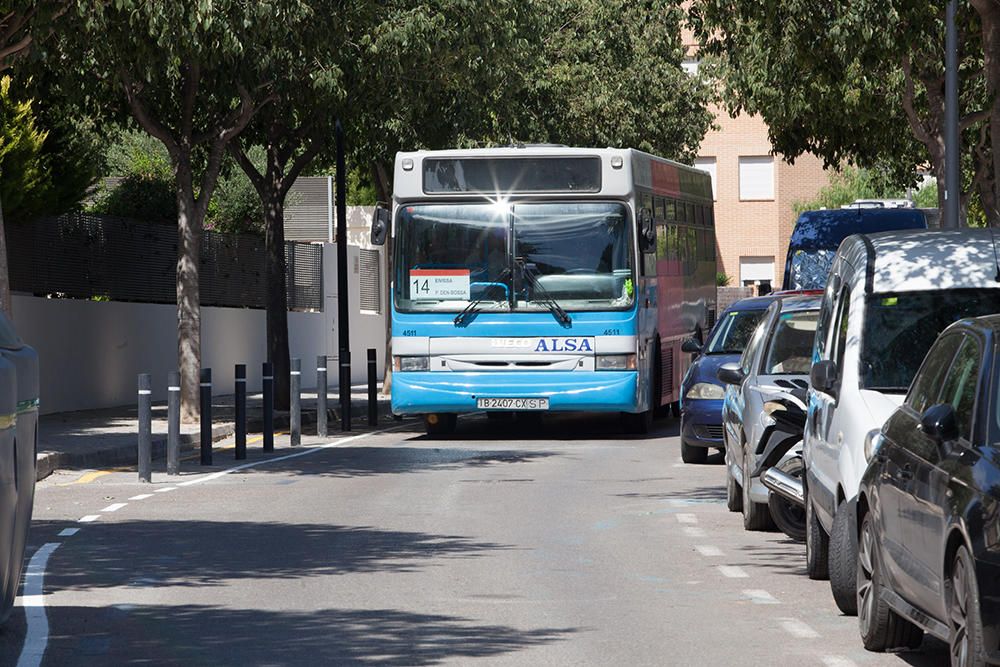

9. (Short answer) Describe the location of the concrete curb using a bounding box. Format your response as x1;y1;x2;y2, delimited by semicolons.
36;400;394;482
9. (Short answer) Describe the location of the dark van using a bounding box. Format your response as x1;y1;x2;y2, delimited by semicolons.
782;208;927;290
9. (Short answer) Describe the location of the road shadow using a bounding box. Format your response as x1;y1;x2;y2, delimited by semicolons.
614;484;727;502
41;604;578;665
418;413;681;443
28;519;515;592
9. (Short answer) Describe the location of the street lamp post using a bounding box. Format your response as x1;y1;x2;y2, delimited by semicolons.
944;0;960;228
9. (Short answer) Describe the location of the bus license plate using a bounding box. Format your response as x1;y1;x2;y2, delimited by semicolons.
477;397;549;411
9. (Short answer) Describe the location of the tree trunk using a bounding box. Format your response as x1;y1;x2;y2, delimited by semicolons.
374;161;393;394
0;191;10;319
176;161;202;423
264;190;291;410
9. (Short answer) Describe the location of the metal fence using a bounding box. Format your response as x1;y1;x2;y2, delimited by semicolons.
7;213;323;311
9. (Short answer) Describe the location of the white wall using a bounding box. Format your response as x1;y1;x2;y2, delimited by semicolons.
12;241;386;415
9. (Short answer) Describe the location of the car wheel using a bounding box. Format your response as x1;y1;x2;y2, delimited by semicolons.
681;438;708;464
742;444;774;531
424;413;457;436
830;502;858;615
806;492;830;580
857;512;923;651
948;545;986;667
767;456;806;542
726;470;743;513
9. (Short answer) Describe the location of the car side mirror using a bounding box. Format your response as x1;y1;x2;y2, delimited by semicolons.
638;207;656;253
716;362;744;386
681;338;702;354
810;359;838;397
919;403;959;443
370;205;390;246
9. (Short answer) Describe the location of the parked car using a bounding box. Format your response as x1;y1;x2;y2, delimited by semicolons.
718;294;820;534
804;229;1000;617
782;207;927;291
679;295;774;464
0;312;38;624
854;314;1000;663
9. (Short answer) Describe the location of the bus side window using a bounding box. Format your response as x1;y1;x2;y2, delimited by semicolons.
665;199;676;222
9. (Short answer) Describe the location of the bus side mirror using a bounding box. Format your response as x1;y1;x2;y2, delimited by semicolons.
371;205;390;246
638;208;656;253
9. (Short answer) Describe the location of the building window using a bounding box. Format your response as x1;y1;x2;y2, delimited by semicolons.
681;58;699;75
694;157;717;200
740;256;775;294
738;156;775;201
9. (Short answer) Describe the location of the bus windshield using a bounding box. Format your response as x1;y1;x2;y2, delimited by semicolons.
395;202;634;313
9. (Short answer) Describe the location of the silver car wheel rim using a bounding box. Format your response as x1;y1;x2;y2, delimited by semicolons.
857;520;876;637
950;554;969;667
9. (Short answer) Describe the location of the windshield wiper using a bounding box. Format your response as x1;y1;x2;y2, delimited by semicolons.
454;268;511;327
516;259;572;327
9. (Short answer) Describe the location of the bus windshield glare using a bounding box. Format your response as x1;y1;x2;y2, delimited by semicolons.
395;202;634;313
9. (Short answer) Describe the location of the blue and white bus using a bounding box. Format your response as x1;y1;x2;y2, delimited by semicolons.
369;146;716;434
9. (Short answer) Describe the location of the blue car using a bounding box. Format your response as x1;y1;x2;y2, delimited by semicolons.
679;296;775;463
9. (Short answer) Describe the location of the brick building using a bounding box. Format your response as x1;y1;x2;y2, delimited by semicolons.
683;33;832;291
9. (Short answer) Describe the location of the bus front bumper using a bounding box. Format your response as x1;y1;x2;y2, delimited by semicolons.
391;371;639;415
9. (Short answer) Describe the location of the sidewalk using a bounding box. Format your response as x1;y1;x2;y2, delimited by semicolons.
36;385;393;481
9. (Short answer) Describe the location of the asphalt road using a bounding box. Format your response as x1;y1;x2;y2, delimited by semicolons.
0;413;951;665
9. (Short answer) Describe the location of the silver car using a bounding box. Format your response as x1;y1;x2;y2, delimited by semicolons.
718;295;819;532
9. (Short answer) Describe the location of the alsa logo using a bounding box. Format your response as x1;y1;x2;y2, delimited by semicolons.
533;338;593;353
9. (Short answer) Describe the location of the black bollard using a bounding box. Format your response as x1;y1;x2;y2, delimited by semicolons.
137;373;152;483
367;348;377;427
235;364;247;460
317;355;328;438
290;358;301;447
340;348;352;432
167;371;180;475
200;368;212;465
263;362;274;452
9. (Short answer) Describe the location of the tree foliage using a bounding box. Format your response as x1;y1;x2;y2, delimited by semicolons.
690;1;1000;225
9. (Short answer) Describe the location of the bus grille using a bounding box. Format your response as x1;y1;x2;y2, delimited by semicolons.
661;347;674;398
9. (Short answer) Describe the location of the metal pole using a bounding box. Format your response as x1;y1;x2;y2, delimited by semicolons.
235;364;246;460
340;348;352;432
263;361;274;453
367;348;377;427
137;373;151;483
290;357;301;447
317;355;328;437
336;120;351;431
200;368;212;465
167;370;180;475
945;0;960;228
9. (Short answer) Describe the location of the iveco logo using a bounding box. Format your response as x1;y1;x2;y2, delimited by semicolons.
490;338;533;348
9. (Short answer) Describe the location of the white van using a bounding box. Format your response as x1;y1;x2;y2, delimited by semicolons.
803;229;1000;615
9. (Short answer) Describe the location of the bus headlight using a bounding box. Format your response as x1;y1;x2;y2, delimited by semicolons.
864;429;883;462
685;382;725;400
596;354;637;370
393;356;429;372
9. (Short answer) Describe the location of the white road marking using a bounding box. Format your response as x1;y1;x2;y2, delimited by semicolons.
779;618;820;639
683;527;707;538
175;423;412;488
675;513;698;524
129;494;153;500
57;528;79;537
78;515;99;523
100;503;127;513
695;545;723;557
717;565;749;578
154;487;177;493
821;657;858;667
16;542;60;667
741;589;779;604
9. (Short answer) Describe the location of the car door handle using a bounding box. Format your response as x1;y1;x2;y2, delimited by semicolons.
898;464;913;482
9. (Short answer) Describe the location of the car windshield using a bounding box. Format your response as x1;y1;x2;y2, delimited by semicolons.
862;289;1000;392
705;309;765;354
787;249;835;290
762;310;818;374
394;202;634;312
